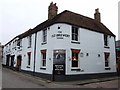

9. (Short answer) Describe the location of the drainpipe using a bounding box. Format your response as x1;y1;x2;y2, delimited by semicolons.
33;32;37;75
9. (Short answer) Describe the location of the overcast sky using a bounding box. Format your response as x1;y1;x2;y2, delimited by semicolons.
0;0;119;45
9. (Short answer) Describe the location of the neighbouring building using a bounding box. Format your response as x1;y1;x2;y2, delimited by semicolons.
2;3;117;81
116;40;120;75
0;42;4;60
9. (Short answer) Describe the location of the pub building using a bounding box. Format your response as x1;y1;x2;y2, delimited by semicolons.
2;2;117;81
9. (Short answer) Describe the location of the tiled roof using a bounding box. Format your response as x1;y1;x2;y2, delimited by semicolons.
19;10;115;39
5;10;115;45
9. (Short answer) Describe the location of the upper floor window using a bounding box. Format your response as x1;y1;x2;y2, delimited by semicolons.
104;34;108;46
28;35;32;48
43;29;47;42
17;39;22;47
72;26;78;41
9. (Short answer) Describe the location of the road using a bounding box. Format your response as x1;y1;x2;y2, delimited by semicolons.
83;79;119;88
2;67;120;89
2;67;86;88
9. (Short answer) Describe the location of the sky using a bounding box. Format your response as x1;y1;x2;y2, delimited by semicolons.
0;0;119;45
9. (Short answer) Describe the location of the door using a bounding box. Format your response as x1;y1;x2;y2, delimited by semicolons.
53;50;66;75
6;54;10;66
17;55;22;71
11;55;15;67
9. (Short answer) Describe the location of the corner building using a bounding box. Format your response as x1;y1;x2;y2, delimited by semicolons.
3;3;117;81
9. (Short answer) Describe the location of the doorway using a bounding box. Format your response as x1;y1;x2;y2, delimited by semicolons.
53;50;66;75
10;55;15;68
6;54;10;66
16;55;22;71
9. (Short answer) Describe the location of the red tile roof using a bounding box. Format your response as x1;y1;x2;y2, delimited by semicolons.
5;10;115;45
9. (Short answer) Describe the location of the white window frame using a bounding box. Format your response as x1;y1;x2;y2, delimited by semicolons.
71;50;80;69
28;35;32;48
71;26;79;42
43;29;47;43
41;50;46;68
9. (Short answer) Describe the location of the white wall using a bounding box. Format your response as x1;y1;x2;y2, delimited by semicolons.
35;23;116;75
3;23;116;75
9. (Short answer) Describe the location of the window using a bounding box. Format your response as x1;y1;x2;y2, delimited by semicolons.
43;29;47;42
72;26;78;41
71;49;80;68
104;52;110;67
27;52;31;65
104;34;108;46
17;39;22;47
41;50;46;67
17;39;22;49
28;35;32;48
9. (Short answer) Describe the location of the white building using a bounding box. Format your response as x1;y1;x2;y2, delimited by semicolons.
3;3;117;81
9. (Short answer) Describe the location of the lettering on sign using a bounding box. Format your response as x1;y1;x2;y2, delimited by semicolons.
51;34;70;39
55;65;64;71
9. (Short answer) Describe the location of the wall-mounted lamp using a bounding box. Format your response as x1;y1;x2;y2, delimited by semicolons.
98;54;100;57
49;58;51;60
80;53;84;57
68;57;71;61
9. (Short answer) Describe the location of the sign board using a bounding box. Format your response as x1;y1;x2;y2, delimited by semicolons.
53;64;65;75
51;31;70;39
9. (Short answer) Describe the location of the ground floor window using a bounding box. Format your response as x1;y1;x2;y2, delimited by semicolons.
27;52;31;65
104;52;110;67
41;50;46;67
71;49;80;68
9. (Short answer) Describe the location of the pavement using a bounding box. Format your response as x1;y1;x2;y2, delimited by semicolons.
54;76;119;85
2;67;120;88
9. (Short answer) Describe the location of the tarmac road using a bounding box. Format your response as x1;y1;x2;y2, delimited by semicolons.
83;79;119;88
2;67;120;89
2;67;86;88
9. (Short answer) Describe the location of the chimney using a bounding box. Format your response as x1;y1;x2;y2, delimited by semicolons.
48;2;58;19
94;8;101;22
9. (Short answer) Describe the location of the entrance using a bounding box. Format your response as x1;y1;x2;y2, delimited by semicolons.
6;54;10;66
10;55;15;68
16;55;22;71
53;50;66;75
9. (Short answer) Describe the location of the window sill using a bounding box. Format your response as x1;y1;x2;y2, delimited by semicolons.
41;42;47;45
28;46;31;48
71;41;80;44
71;68;84;72
105;67;111;70
104;46;110;49
26;66;30;68
40;67;46;70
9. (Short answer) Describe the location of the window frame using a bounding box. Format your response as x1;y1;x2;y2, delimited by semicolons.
42;29;47;43
71;49;80;69
104;34;108;46
71;26;79;42
104;52;110;68
27;52;31;66
41;50;47;68
28;35;32;48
